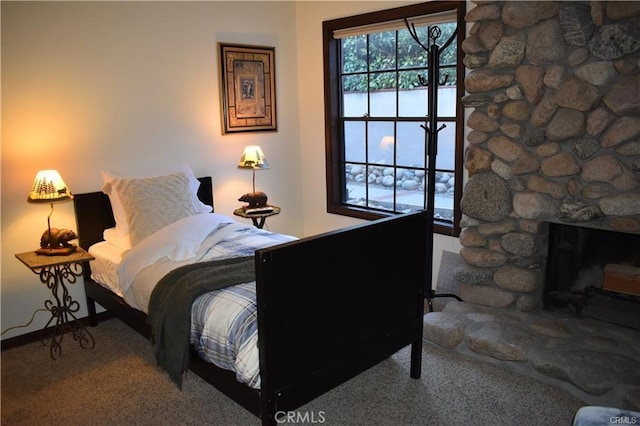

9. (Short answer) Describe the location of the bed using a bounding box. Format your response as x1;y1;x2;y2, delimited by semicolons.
73;171;427;425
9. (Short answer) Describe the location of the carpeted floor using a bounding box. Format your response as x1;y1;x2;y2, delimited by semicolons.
1;318;586;425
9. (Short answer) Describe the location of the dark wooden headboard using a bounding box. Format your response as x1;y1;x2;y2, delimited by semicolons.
73;176;213;251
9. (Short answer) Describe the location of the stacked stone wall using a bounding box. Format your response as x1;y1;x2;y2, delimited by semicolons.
459;1;640;311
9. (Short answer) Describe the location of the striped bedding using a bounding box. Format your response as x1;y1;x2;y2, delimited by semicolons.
191;282;262;388
188;223;295;388
92;215;296;389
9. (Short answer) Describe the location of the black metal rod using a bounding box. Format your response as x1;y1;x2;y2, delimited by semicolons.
424;43;439;297
407;24;461;307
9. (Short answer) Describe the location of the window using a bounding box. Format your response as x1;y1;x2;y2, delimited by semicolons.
322;1;466;236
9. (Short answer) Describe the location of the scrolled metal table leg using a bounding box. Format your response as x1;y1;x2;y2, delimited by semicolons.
39;263;95;359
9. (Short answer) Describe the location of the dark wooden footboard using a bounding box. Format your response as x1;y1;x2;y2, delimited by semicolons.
74;180;427;426
255;210;427;422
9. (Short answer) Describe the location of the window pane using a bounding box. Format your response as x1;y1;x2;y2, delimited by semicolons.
438;23;457;66
437;81;457;117
367;121;395;165
397;167;426;212
367;165;394;211
398;80;427;117
399;69;426;91
345;162;367;204
396;122;425;168
342;35;367;74
342;74;368;93
344;121;366;163
435;122;456;170
368;31;396;72
440;66;457;88
369;72;397;117
342;76;368;117
398;28;428;69
434;170;455;222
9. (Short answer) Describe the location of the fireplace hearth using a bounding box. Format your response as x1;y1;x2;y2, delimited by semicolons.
424;251;640;410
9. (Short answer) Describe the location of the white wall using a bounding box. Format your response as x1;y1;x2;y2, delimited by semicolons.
1;1;303;338
1;1;464;340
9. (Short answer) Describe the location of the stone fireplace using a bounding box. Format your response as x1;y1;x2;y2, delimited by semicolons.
422;1;640;410
457;0;640;314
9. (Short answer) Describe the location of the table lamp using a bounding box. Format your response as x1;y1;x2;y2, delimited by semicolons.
237;146;272;211
28;169;77;255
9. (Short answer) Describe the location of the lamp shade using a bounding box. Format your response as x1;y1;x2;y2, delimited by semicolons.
238;146;269;170
28;170;73;203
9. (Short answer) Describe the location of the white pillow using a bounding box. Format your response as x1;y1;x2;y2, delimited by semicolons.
109;172;197;246
101;164;212;237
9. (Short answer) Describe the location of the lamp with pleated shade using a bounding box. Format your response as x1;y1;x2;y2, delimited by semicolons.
237;146;272;213
28;170;77;255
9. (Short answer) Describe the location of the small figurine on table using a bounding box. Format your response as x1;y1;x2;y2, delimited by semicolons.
37;228;78;256
238;192;273;214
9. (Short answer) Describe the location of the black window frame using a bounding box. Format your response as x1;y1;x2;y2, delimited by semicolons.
322;1;466;236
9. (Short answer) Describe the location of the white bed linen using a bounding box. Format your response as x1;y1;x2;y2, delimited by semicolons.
90;213;291;312
120;217;259;312
88;241;125;297
117;212;235;295
90;212;236;305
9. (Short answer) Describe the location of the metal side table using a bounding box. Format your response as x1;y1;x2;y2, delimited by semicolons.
15;248;96;359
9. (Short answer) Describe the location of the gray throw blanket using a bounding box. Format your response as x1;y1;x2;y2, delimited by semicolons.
147;256;256;388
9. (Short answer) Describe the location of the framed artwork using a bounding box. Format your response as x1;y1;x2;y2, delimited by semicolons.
219;43;277;134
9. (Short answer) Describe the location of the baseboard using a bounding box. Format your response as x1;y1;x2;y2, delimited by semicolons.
1;311;113;351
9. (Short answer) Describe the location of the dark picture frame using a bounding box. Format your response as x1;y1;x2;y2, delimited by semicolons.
219;43;277;134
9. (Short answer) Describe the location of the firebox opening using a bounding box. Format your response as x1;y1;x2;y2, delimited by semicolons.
544;223;640;330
